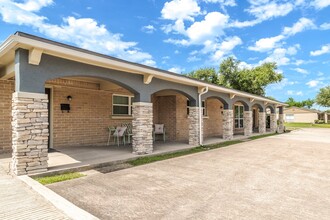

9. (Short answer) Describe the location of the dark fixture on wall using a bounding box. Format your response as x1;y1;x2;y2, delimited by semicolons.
61;103;70;113
67;95;72;101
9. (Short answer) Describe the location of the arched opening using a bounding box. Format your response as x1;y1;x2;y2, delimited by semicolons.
203;97;226;141
233;100;249;135
265;105;276;132
151;89;196;145
252;103;264;133
45;76;138;151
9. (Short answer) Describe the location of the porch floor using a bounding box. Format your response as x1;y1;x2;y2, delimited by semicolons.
0;132;273;175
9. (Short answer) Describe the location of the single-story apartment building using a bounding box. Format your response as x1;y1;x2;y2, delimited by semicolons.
284;107;328;123
0;32;286;175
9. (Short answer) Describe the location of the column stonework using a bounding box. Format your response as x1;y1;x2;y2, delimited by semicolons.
270;113;277;133
188;107;200;146
278;114;284;133
132;102;153;154
223;109;233;140
258;112;266;134
244;111;253;136
11;92;49;175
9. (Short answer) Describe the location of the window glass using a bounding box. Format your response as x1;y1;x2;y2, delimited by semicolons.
113;96;129;105
113;95;132;115
235;105;244;128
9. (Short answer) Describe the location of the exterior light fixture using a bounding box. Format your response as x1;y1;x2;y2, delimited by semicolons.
67;95;72;101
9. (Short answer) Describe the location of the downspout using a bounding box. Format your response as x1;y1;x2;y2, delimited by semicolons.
198;86;208;146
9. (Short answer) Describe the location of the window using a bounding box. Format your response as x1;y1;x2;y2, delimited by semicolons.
235;105;244;128
187;99;207;116
285;114;294;122
112;95;133;115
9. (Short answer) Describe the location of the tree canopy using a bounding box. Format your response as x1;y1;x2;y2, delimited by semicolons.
285;97;315;109
185;67;218;84
316;86;330;107
185;57;283;96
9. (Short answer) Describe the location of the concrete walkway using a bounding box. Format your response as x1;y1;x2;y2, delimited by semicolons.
0;167;70;220
48;128;330;219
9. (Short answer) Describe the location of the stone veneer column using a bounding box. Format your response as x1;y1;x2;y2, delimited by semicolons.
258;112;266;134
132;102;153;154
278;114;284;133
244;111;253;136
270;113;277;133
223;109;233;140
11;92;49;175
188;107;200;146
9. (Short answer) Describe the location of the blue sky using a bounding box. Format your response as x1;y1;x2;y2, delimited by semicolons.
0;0;329;107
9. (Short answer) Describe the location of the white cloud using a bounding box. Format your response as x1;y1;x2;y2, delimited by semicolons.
15;0;53;12
246;1;293;21
312;0;330;9
141;25;156;34
287;90;293;95
320;22;330;30
292;68;308;74
282;18;316;36
161;0;201;21
168;67;185;73
0;0;156;66
306;80;320;87
310;44;330;56
260;48;292;66
186;12;229;44
248;35;284;52
210;36;242;62
229;19;260;28
187;56;201;62
203;0;236;6
269;78;296;90
287;90;303;96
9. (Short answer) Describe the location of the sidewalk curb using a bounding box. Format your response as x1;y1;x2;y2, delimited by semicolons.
18;175;99;220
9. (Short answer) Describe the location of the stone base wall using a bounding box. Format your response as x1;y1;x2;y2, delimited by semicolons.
270;113;277;133
278;114;284;133
244;111;253;136
188;107;200;145
11;92;49;175
132;102;153;154
223;109;233;140
258;112;266;134
0;80;14;153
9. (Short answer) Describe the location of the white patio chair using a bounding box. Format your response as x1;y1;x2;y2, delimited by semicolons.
153;124;166;142
122;123;133;144
113;126;127;146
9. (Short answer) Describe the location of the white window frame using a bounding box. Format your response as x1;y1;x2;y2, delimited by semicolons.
112;94;133;116
235;105;244;128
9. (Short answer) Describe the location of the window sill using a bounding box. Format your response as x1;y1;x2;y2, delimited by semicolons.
111;115;133;120
203;116;209;119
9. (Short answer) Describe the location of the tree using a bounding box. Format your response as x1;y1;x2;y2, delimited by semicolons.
185;57;283;96
301;99;314;109
218;57;283;96
316;86;330;107
185;67;218;84
285;97;315;109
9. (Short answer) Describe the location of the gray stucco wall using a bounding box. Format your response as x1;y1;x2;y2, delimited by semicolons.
15;49;199;105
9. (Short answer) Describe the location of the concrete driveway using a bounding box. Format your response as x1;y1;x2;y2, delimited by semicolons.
48;128;330;219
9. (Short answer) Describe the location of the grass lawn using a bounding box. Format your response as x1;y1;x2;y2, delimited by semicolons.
34;172;85;185
285;122;330;129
